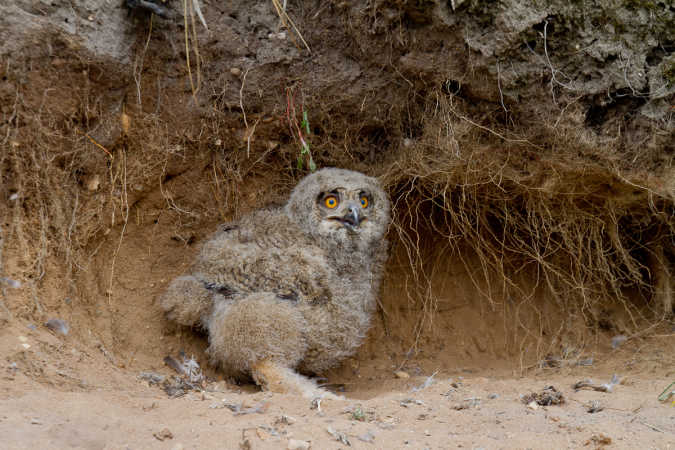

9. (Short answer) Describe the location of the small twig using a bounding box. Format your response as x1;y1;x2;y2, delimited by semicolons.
541;21;577;102
188;0;202;96
451;110;542;149
542;21;558;104
182;0;201;101
239;68;251;129
640;421;665;433
97;342;117;365
133;13;154;106
612;169;668;200
569;398;627;412
107;149;129;306
0;225;12;320
496;60;508;113
80;131;113;158
64;191;79;292
270;0;311;53
245;118;260;159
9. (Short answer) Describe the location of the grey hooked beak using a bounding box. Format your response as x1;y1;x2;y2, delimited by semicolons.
341;205;361;230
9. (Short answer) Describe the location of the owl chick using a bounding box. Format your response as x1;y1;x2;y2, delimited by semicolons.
160;168;390;398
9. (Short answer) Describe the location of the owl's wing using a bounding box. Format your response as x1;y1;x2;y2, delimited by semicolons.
192;209;331;306
160;220;242;326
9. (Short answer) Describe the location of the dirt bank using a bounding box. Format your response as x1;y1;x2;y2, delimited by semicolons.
0;0;673;447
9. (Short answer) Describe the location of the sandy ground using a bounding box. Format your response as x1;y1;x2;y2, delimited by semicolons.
2;324;673;450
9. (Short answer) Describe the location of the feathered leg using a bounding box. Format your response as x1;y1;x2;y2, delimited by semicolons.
207;293;342;399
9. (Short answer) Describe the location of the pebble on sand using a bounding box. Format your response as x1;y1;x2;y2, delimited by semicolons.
287;439;311;450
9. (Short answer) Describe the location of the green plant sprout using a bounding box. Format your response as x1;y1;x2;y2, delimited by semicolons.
286;86;316;172
351;405;365;421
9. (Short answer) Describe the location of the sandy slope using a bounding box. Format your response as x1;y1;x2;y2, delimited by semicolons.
2;325;673;450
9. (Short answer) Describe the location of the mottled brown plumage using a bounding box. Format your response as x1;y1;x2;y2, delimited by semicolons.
160;168;390;398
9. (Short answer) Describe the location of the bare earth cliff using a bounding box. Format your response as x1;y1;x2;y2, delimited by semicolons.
0;1;673;448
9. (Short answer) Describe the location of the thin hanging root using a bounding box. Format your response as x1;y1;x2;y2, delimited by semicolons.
182;0;202;100
649;244;673;317
270;0;311;54
380;89;673;344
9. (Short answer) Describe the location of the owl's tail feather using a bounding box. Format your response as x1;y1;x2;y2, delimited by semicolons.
251;360;343;400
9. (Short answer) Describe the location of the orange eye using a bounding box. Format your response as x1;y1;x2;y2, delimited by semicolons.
324;196;338;209
360;196;369;208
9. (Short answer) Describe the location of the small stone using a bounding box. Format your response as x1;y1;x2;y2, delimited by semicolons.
142;402;159;411
85;174;101;191
527;401;539;410
0;277;20;288
30;418;42;425
256;428;269;440
287;439;310;450
230;68;242;77
276;415;297;425
45;318;69;336
18;336;30;349
611;335;628;349
153;428;174;441
87;15;94;21
587;401;604;413
585;434;612;447
326;427;350;446
358;431;375;443
395;371;410;379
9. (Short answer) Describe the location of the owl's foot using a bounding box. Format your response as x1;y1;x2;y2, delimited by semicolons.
251;360;343;400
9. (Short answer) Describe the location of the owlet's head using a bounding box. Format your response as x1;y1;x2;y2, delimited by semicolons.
285;168;390;248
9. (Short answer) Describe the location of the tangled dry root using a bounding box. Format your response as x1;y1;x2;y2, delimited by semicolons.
0;47;672;356
380;89;674;347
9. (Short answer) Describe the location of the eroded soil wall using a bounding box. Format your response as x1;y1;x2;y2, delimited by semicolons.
0;0;673;378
